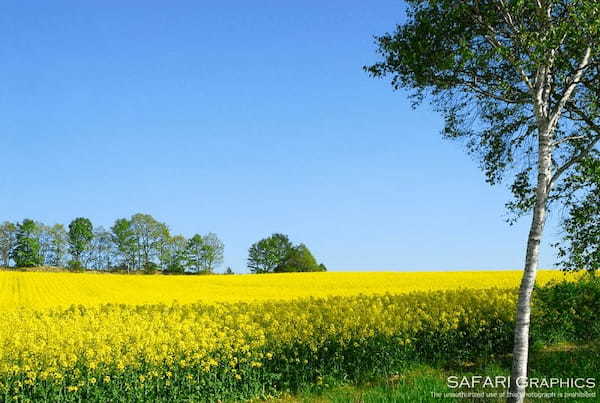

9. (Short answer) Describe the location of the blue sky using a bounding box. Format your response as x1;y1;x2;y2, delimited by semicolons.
0;1;562;272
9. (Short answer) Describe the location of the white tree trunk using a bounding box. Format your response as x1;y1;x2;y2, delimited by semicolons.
508;131;552;403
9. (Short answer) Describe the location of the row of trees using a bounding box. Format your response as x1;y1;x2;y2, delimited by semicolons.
1;217;329;275
0;214;224;274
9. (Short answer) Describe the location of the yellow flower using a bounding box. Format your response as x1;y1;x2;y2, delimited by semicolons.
0;269;578;397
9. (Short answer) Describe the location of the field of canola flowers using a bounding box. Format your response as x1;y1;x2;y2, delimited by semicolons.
0;270;568;309
0;270;573;401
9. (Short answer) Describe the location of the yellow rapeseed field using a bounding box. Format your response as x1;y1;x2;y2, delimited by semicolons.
0;270;570;310
0;270;578;401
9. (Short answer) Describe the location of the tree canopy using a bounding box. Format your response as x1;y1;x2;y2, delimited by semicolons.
68;217;94;264
274;244;326;273
11;219;43;268
185;233;225;274
248;234;326;273
366;1;600;202
247;233;293;274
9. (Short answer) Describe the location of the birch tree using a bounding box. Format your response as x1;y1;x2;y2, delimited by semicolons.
365;1;600;401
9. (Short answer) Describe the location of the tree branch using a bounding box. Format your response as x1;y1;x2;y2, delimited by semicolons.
550;135;588;147
460;80;528;104
549;103;600;187
469;3;534;92
549;47;593;128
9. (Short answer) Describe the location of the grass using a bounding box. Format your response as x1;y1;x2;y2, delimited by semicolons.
270;341;600;402
266;366;450;402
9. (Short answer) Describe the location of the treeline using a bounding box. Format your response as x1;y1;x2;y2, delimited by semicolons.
0;214;225;274
0;216;328;274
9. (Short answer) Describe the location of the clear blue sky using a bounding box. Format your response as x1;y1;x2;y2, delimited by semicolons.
0;1;562;272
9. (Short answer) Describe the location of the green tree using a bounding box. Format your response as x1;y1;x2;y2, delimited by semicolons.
36;222;69;267
68;217;93;266
275;244;325;273
185;234;205;273
247;233;293;273
201;233;224;273
163;235;188;273
365;2;600;400
556;155;600;272
11;219;43;267
0;221;17;267
111;218;136;272
184;233;224;274
35;222;52;266
129;213;170;270
89;227;114;270
47;224;68;267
